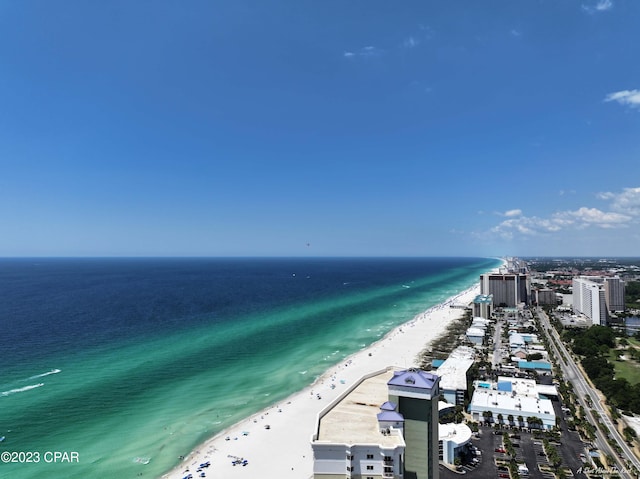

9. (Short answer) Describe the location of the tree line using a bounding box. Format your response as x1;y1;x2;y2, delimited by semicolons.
566;325;640;413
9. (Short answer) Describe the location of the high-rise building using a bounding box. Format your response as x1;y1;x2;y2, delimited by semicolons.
311;369;405;479
472;294;493;319
535;289;560;306
387;369;440;479
604;276;625;313
312;367;440;479
572;277;607;325
573;276;626;324
480;273;529;307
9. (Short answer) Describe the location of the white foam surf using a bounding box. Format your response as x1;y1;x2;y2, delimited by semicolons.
2;383;45;397
26;369;61;380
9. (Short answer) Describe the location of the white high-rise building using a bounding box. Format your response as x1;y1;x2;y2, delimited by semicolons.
572;277;607;325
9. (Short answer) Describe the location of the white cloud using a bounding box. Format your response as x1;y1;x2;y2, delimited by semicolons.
478;186;639;241
503;209;522;217
604;89;640;110
510;29;522;37
560;207;631;228
344;45;383;59
403;36;418;48
361;46;380;57
582;0;613;14
489;215;570;240
598;187;640;215
596;0;613;10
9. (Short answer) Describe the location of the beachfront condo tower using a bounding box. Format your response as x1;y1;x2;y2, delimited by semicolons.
480;273;530;307
312;367;440;479
387;369;440;479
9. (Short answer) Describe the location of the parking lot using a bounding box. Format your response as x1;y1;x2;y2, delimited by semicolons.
440;424;588;479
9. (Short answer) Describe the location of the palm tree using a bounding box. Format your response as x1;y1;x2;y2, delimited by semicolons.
527;416;543;430
482;410;493;425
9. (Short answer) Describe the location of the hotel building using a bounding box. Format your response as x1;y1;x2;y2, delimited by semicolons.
603;276;626;313
480;273;530;307
472;294;493;319
312;368;440;479
572;276;626;325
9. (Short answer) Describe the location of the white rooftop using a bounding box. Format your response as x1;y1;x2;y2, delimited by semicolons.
496;376;538;397
466;327;485;337
439;400;456;411
469;387;555;419
437;358;475;391
438;422;472;446
314;368;404;447
509;332;525;346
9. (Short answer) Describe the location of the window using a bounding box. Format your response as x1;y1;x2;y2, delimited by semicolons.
367;465;374;471
366;454;374;459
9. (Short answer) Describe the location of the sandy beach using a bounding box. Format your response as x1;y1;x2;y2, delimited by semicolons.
160;284;480;479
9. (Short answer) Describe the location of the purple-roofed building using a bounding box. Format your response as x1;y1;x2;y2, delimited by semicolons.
377;410;405;431
311;367;440;479
387;368;440;479
380;401;397;411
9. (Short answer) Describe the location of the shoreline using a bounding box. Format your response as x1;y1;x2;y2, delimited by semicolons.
160;283;481;479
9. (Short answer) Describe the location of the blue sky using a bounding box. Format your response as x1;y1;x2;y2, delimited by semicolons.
1;0;639;257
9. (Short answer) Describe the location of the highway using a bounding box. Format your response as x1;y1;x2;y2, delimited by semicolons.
537;308;640;478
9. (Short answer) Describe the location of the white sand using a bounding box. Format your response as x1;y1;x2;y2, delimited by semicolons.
160;284;480;479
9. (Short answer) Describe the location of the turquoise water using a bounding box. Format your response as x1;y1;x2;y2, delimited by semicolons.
0;257;500;478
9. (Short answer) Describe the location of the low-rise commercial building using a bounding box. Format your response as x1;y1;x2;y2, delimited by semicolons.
467;377;556;430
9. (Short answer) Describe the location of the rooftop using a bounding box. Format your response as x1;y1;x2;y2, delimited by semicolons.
437;357;475;391
473;294;493;304
315;369;404;447
439;422;472;446
387;369;439;390
469;387;555;419
518;360;552;370
466;327;485;337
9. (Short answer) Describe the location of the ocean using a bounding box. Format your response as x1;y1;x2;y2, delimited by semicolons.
0;257;499;479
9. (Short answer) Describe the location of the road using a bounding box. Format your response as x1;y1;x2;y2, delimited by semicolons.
537;307;640;478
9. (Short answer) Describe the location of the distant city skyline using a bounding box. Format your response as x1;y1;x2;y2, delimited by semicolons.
1;1;639;257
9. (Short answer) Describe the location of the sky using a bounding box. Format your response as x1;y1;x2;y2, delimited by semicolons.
1;0;639;257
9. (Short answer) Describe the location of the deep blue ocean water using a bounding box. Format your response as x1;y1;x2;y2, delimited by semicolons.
0;257;499;479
